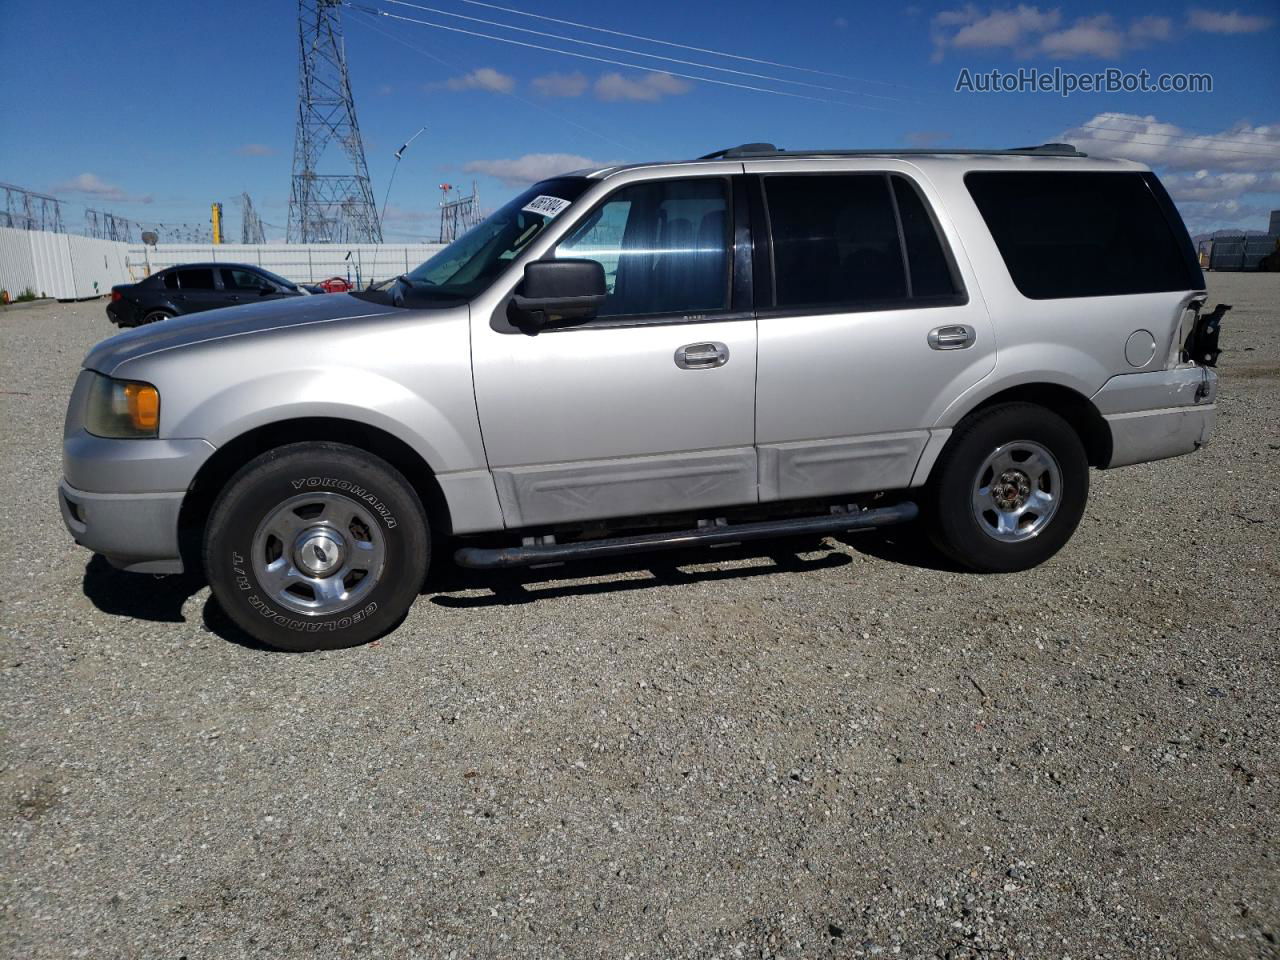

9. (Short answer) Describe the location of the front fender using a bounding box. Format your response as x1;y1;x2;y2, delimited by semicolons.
111;308;488;476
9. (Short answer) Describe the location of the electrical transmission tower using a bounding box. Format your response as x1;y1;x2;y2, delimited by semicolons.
438;181;482;243
2;182;66;233
287;0;382;243
84;209;137;242
240;192;267;244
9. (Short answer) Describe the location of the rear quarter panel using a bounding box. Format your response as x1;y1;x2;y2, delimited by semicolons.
918;157;1201;426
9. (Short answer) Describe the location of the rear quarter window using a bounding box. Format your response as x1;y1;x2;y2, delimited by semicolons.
965;171;1202;299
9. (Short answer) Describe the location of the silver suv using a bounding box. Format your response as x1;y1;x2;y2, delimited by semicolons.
60;143;1223;651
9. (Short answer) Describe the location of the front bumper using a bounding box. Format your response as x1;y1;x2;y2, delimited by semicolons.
60;427;216;574
1093;366;1218;469
59;480;186;573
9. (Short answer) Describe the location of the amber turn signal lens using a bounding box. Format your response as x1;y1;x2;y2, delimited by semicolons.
123;383;160;431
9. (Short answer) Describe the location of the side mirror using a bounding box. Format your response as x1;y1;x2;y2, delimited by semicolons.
508;259;607;330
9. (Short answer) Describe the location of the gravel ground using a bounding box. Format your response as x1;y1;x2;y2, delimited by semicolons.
2;274;1277;959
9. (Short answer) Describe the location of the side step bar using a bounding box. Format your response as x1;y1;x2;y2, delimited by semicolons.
455;501;919;570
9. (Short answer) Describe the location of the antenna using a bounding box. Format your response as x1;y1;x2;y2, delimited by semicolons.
287;0;383;243
380;124;427;229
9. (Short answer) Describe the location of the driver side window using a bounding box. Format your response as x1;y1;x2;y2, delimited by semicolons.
556;178;730;319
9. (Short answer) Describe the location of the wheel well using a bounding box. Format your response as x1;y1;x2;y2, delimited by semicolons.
177;418;452;567
962;383;1112;467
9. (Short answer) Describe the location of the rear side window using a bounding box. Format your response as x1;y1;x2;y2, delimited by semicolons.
175;268;215;290
162;273;179;290
762;173;962;310
965;171;1202;299
892;176;960;300
765;174;906;308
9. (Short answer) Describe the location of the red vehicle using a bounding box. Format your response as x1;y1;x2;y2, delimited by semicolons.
310;276;353;293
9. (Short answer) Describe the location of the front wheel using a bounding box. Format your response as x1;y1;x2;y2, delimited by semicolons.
926;403;1088;573
204;442;429;651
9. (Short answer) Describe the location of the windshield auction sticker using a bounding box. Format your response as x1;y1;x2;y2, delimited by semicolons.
522;195;572;218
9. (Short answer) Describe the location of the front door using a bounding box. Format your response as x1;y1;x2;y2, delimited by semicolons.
470;175;758;529
747;162;996;501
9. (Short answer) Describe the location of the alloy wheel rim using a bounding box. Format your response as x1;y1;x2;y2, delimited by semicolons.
250;492;386;616
971;440;1062;543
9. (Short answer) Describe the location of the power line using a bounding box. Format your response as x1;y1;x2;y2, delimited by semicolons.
450;0;909;89
1078;121;1280;155
348;12;646;152
383;0;910;103
348;4;894;110
1073;128;1280;160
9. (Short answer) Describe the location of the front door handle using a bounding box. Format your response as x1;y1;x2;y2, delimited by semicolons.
928;325;976;350
675;341;729;369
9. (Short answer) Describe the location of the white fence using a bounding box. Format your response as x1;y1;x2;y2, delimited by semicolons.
0;226;132;300
125;243;446;287
0;226;446;300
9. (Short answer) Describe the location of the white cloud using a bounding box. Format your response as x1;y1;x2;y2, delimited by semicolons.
532;71;589;98
1187;8;1273;34
1159;169;1280;202
594;71;691;102
52;173;152;204
463;153;601;186
1128;15;1172;43
930;5;1246;60
1061;112;1280;172
931;5;1060;60
1061;113;1280;232
1040;14;1125;57
236;143;275;157
445;67;515;94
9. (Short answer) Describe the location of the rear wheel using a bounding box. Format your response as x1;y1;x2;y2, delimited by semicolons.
141;309;172;324
204;442;429;651
926;403;1088;573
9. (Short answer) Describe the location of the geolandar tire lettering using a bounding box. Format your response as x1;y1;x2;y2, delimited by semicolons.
926;402;1089;574
204;442;429;652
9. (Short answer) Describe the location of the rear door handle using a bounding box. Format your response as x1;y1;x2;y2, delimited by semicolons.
675;341;729;369
928;325;976;350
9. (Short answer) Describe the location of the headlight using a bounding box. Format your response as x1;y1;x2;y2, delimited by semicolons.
84;374;160;438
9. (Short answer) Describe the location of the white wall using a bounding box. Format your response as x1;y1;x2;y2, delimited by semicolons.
125;242;446;286
0;226;130;300
0;226;447;299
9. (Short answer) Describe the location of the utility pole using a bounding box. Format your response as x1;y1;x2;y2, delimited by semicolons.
286;0;382;243
211;202;224;245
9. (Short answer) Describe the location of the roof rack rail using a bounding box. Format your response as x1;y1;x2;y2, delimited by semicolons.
699;142;1086;160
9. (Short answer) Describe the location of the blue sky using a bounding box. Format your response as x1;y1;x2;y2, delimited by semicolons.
1;0;1276;241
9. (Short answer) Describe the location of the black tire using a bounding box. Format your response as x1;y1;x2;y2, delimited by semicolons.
204;442;429;651
141;310;173;325
926;402;1088;573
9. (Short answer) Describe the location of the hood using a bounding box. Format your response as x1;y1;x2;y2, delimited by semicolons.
84;294;399;375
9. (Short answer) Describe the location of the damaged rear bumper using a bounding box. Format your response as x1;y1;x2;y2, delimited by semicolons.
1093;366;1218;469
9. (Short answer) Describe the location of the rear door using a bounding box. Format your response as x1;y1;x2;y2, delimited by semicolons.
748;161;995;501
469;171;759;528
173;267;227;313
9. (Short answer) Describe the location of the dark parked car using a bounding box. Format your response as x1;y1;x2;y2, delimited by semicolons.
107;263;305;327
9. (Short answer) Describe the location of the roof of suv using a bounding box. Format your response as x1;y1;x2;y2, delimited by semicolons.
576;142;1144;179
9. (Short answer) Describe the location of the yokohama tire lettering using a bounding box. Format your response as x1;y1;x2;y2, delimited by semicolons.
245;593;378;632
290;476;398;528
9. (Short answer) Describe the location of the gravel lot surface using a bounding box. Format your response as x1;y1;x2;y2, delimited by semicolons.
2;274;1277;959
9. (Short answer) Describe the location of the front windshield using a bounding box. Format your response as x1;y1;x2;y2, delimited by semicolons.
403;177;590;300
